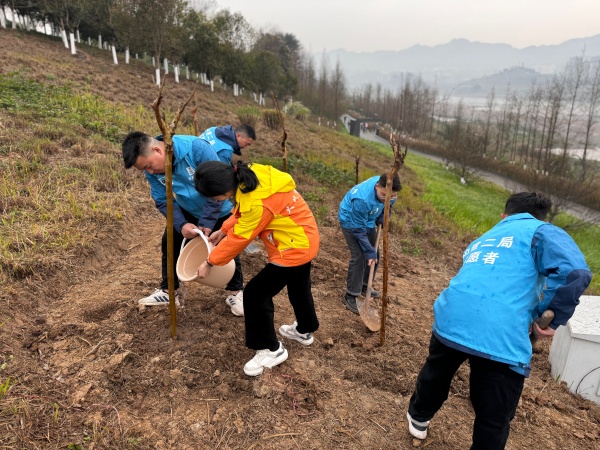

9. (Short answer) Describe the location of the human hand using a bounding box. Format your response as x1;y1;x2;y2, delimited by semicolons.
181;223;199;239
209;229;226;245
532;321;555;340
367;258;378;266
197;260;212;279
197;227;211;236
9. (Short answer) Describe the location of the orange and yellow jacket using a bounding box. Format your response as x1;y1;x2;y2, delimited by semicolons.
207;164;320;267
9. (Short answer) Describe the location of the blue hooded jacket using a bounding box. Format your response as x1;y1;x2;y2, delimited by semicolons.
433;213;592;376
199;125;240;164
145;135;232;232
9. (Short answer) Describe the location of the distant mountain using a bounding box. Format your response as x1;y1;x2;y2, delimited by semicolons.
323;35;600;96
453;66;554;97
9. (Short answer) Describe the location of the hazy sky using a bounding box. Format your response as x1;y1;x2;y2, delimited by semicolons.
213;0;600;53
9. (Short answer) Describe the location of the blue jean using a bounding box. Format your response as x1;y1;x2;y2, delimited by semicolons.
341;227;378;297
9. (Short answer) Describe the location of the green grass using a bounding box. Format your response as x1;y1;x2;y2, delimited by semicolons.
406;151;600;294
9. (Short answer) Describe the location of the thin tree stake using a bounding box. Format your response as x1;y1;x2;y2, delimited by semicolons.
151;78;197;339
272;93;288;172
355;156;360;185
380;134;408;346
191;93;199;135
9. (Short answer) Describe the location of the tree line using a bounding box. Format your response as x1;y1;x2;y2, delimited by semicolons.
0;0;349;121
351;58;600;216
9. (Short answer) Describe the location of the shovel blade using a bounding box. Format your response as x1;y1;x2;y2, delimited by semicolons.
357;296;380;332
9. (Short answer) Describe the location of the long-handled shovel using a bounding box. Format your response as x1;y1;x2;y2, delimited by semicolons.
357;225;382;331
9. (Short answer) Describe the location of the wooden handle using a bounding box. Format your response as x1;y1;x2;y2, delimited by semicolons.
535;310;554;330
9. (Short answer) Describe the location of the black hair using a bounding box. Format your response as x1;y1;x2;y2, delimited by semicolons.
504;192;552;220
236;124;256;140
377;173;402;192
122;131;153;168
194;160;259;197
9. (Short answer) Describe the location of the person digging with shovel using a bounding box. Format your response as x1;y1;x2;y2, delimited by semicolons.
338;173;402;314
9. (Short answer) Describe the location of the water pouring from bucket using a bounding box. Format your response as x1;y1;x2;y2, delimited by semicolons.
176;230;235;288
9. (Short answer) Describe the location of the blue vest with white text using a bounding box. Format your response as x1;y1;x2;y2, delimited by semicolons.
146;135;231;218
199;126;234;164
338;176;383;229
433;213;546;368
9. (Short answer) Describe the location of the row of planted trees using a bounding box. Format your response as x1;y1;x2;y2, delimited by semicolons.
350;56;600;214
0;0;350;123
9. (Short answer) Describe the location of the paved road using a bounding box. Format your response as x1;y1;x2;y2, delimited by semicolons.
342;114;600;224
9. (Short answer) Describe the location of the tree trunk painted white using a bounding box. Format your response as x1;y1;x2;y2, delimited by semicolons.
111;45;118;64
11;8;16;29
152;56;156;67
98;35;102;49
185;66;189;80
104;42;108;50
253;92;257;102
135;53;138;59
210;80;214;92
0;8;6;28
76;29;80;43
69;32;76;55
61;29;69;49
233;84;238;96
125;47;130;64
87;37;91;46
174;65;179;83
155;68;161;86
25;15;32;31
163;58;168;74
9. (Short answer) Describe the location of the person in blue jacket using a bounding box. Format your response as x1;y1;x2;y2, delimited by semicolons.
121;132;244;312
199;124;255;164
407;192;592;449
338;173;402;314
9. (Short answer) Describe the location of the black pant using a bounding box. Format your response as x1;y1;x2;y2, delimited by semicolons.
160;210;244;291
244;262;319;351
408;334;524;450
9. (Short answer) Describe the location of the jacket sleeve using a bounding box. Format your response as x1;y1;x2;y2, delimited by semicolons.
349;198;377;259
209;205;273;266
376;198;396;225
532;224;592;329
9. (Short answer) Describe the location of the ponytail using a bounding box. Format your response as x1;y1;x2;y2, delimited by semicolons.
234;160;258;193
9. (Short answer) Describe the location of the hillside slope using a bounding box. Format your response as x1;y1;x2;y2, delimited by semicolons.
1;29;599;450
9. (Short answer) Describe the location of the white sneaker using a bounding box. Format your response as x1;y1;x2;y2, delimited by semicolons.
138;288;180;307
243;341;288;376
407;412;429;439
279;321;314;345
225;291;244;316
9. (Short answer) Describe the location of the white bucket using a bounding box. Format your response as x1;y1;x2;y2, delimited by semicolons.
176;232;235;288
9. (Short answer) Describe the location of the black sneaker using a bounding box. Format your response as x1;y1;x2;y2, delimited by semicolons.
407;412;429;439
342;294;359;314
361;287;380;298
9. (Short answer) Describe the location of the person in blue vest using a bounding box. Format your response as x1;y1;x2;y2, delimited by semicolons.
199;124;255;164
338;173;401;314
407;192;592;449
121;132;244;313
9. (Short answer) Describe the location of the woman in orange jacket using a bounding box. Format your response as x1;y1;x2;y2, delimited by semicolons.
194;160;320;376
